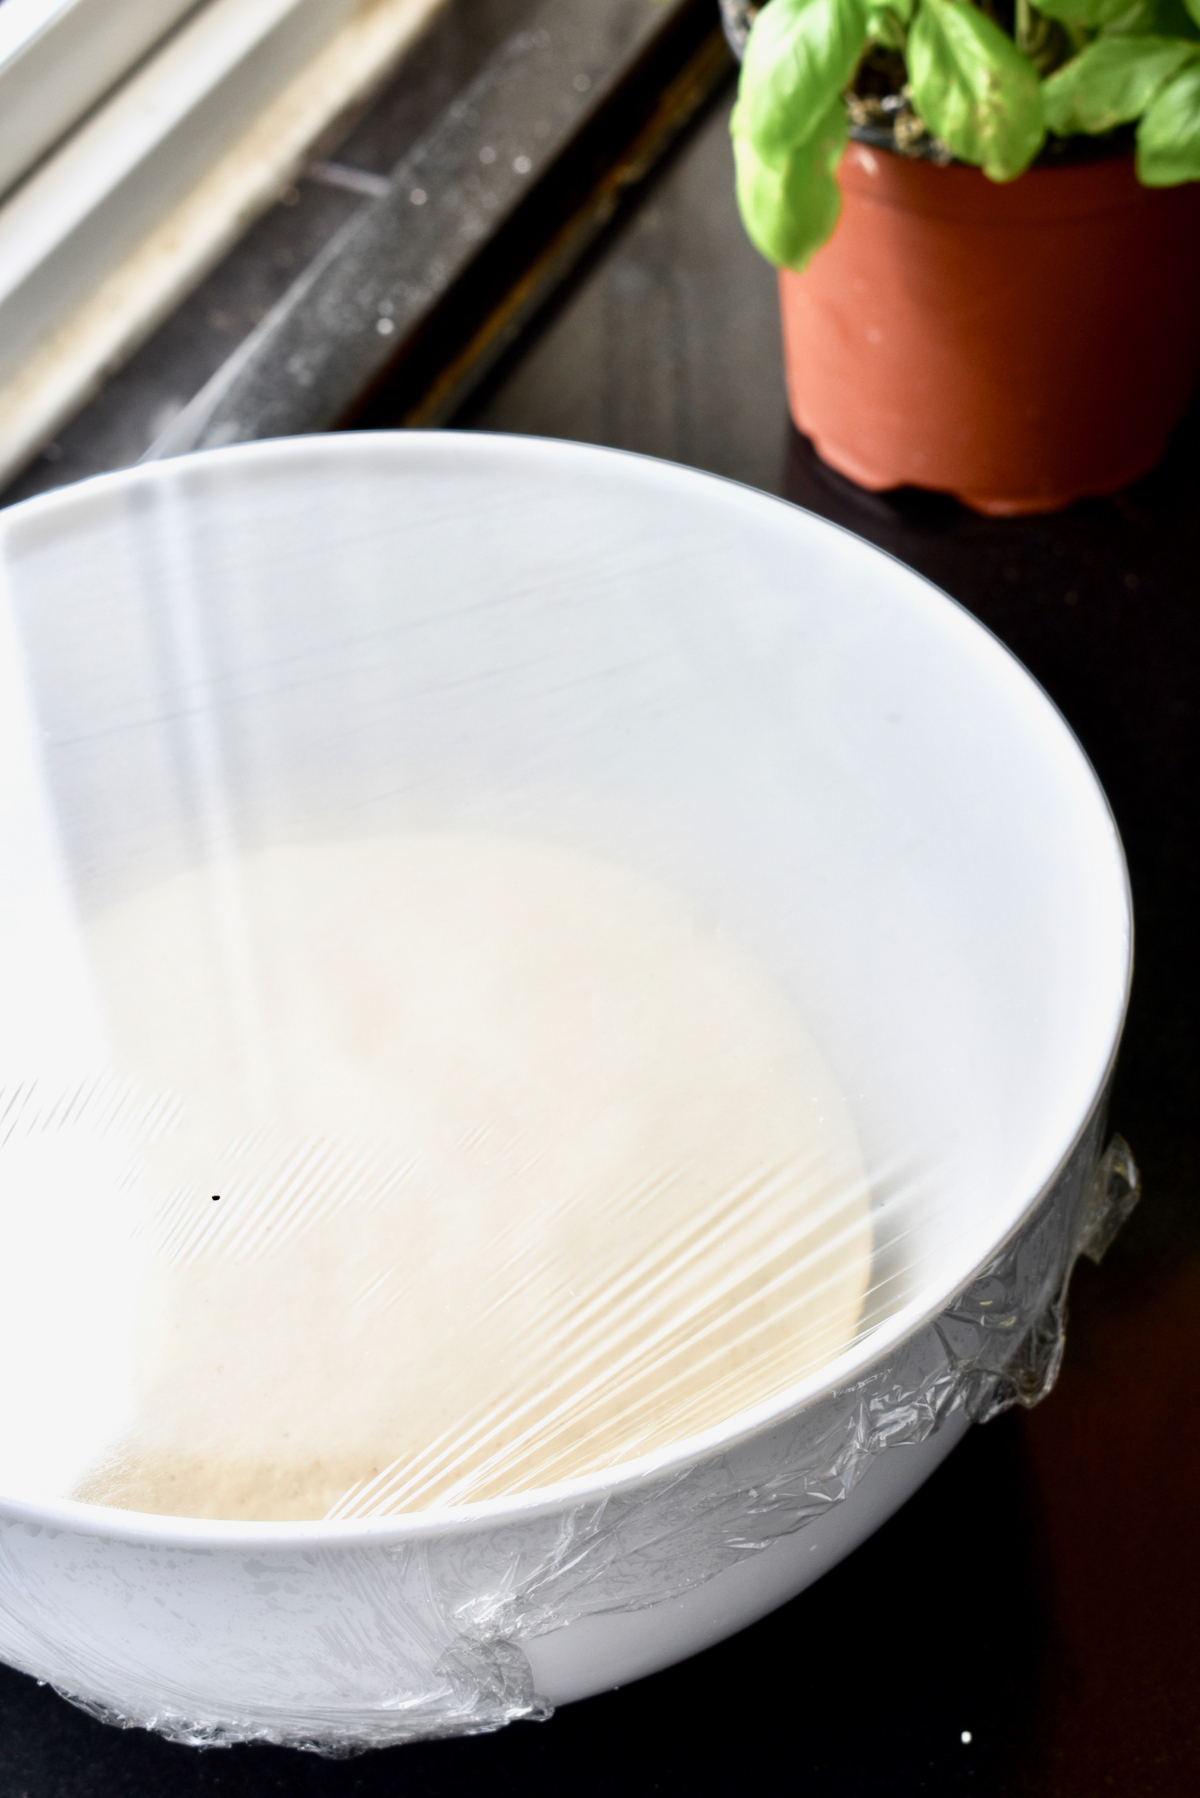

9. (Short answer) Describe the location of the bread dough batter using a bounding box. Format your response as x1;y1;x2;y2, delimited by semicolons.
67;834;872;1521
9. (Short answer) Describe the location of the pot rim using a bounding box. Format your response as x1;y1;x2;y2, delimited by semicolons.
833;135;1169;225
0;431;1135;1555
846;118;1137;173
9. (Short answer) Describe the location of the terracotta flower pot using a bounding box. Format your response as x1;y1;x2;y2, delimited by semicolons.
779;142;1200;515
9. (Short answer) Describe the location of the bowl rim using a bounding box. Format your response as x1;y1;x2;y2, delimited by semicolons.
0;430;1134;1549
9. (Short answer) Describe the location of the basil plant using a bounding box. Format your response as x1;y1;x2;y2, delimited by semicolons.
732;0;1200;269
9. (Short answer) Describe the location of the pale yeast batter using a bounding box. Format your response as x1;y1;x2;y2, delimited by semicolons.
72;835;872;1521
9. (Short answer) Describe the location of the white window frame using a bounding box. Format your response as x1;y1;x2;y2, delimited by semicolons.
0;0;447;489
0;0;203;201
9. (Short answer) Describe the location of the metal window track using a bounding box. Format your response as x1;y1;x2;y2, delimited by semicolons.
149;0;733;457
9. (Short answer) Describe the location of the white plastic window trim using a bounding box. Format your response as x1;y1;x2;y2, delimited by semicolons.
0;0;204;202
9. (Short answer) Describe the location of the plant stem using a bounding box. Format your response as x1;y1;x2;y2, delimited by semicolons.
1013;0;1074;77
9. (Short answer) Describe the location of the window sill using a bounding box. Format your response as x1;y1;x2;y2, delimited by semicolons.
0;0;445;489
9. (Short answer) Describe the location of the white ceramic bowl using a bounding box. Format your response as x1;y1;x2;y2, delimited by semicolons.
0;434;1131;1750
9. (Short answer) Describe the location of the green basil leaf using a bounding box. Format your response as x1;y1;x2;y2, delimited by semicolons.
732;0;868;163
908;0;1045;179
733;95;849;269
1136;56;1200;177
866;4;910;50
1184;0;1200;31
1034;0;1140;25
731;0;869;268
1042;35;1196;133
1102;0;1200;39
867;0;915;38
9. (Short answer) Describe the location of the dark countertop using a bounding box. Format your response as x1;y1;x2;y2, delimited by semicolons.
2;81;1198;1798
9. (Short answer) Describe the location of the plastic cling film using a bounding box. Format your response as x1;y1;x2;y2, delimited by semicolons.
0;430;1136;1755
0;843;1138;1542
0;826;1138;1754
3;833;878;1522
0;1122;1137;1754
